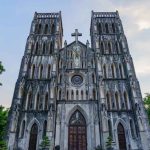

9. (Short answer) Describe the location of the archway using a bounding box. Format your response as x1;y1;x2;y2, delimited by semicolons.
29;123;38;150
117;123;127;150
68;110;87;150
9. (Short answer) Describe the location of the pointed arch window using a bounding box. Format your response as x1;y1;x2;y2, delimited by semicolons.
92;73;95;83
29;123;38;150
105;23;109;33
130;119;135;138
27;92;32;110
115;92;120;110
86;90;88;100
98;23;102;34
108;120;112;137
20;120;25;138
43;43;46;54
81;90;83;100
31;65;35;79
38;24;42;34
119;64;123;78
43;120;47;138
93;89;96;100
111;64;115;78
39;65;43;79
45;93;48;110
35;42;39;54
119;41;123;53
76;90;79;100
108;42;111;54
103;65;107;78
100;42;104;54
49;42;54;54
47;65;51;79
44;24;48;34
112;23;116;33
115;42;120;54
51;24;55;34
36;93;40;110
59;90;61;100
71;90;74;100
31;43;34;54
124;91;129;110
106;92;111;110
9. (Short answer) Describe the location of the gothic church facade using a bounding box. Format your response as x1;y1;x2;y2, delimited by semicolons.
7;11;150;150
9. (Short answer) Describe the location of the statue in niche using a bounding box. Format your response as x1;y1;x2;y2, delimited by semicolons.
73;45;81;67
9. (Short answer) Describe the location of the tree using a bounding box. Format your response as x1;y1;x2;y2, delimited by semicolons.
0;61;5;86
0;105;8;150
39;136;50;150
144;93;150;124
106;136;113;150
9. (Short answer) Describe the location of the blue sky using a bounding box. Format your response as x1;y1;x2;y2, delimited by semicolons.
0;0;150;107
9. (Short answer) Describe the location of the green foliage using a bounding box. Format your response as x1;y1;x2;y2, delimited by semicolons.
144;93;150;124
106;136;113;148
0;105;8;150
0;61;5;86
95;145;102;150
39;136;50;149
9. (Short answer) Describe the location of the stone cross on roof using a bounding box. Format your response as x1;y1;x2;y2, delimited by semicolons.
71;29;82;44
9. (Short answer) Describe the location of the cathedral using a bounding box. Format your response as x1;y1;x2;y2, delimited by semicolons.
7;11;150;150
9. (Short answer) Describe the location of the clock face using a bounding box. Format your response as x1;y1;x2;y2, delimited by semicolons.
71;75;83;86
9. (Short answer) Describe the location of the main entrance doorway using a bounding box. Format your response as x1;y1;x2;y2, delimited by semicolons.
29;123;38;150
117;123;127;150
68;110;87;150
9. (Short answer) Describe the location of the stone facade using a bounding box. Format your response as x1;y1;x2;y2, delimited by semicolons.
7;11;150;150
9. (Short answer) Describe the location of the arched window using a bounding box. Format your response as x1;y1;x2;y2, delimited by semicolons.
44;24;48;34
47;65;51;79
38;24;42;34
43;120;47;138
35;24;38;33
92;73;95;83
119;42;123;53
45;93;48;110
39;65;43;79
76;90;79;100
115;92;120;110
51;24;55;34
68;111;87;150
36;93;40;110
106;92;111;110
117;123;127;150
29;123;38;150
71;90;74;100
108;42;111;54
103;65;107;78
108;120;112;137
112;23;115;33
98;23;102;34
49;42;54;54
111;64;115;78
59;90;61;100
35;42;38;54
67;90;69;100
124;91;128;110
31;65;35;79
27;92;32;110
20;120;25;138
31;43;34;54
119;64;123;78
100;42;104;54
86;90;88;100
81;90;83;100
115;42;120;54
105;23;109;33
93;89;96;100
43;43;46;54
130;119;135;138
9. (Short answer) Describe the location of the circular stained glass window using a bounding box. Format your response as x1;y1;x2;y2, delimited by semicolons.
71;75;83;86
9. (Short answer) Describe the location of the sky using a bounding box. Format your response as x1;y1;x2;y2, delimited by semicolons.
0;0;150;108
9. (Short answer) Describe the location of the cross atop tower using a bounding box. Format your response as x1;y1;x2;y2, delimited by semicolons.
71;29;82;44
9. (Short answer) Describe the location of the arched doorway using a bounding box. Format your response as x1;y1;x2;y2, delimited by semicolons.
117;123;127;150
68;110;87;150
29;123;38;150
